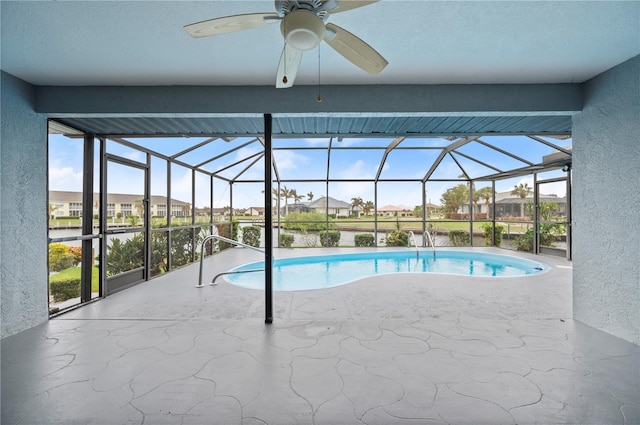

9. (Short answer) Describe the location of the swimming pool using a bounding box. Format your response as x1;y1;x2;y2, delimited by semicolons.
225;250;549;291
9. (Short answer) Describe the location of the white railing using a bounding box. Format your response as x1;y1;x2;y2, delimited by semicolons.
407;231;419;257
197;234;265;288
423;230;436;259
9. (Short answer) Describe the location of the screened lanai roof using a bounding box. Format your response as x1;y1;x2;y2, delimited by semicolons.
50;116;572;187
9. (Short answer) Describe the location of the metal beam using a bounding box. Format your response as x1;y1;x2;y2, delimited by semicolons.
193;138;259;168
476;138;534;166
422;136;478;182
527;135;573;155
450;150;503;173
170;137;217;159
264;114;273;325
375;137;405;181
36;84;582;116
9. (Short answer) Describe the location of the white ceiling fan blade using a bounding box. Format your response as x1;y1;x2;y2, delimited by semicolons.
327;0;380;14
324;23;388;75
184;13;280;38
276;45;303;88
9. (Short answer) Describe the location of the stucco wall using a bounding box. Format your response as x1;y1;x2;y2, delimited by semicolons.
572;55;640;344
1;72;49;337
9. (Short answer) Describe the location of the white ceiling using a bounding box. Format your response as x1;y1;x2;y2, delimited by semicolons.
1;0;638;87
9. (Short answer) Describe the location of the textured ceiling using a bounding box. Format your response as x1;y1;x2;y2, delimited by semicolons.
2;1;639;87
53;115;572;138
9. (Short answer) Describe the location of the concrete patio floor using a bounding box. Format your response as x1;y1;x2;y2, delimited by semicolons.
2;247;639;425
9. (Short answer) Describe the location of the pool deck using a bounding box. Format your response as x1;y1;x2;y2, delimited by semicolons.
2;247;639;424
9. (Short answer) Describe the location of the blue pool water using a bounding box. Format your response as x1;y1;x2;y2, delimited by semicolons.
226;250;549;291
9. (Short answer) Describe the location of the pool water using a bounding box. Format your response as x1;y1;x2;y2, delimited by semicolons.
226;250;549;291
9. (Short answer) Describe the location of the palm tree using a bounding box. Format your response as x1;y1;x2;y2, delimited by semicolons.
134;198;145;217
280;185;293;216
476;187;493;219
511;183;532;218
271;187;281;215
49;203;59;221
350;197;364;218
291;189;303;205
363;200;375;215
350;196;363;208
307;191;314;201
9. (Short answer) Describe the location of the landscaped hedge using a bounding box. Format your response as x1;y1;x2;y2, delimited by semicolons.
242;226;261;247
216;220;239;250
481;223;505;247
279;233;294;248
319;230;341;247
283;212;332;231
448;230;470;246
354;233;375;247
50;277;80;302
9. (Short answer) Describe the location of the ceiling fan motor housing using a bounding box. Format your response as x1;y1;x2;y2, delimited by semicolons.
280;9;326;51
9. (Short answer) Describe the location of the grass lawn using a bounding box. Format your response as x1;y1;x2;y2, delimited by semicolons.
331;218;531;234
49;266;100;292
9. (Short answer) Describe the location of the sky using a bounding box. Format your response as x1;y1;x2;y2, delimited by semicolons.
49;134;570;209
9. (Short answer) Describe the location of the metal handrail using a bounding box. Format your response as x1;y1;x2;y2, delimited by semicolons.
407;231;419;257
210;268;264;286
197;234;265;288
423;230;436;259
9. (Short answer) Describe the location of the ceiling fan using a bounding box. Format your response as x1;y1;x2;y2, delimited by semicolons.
184;0;388;88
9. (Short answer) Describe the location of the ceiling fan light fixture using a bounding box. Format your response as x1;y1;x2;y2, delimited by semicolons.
281;10;325;51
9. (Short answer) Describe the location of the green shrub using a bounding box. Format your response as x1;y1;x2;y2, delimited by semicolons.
171;228;195;268
354;233;375;247
515;229;534;252
448;230;470;246
149;231;169;276
481;223;505;247
49;243;74;272
515;225;563;252
279;233;294;248
319;230;341;247
283;212;332;231
384;230;408;247
49;277;81;302
216;220;239;250
242;226;261;247
106;235;145;276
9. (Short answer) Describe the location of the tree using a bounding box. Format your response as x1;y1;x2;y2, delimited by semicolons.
476;187;493;218
350;197;364;218
49;203;59;220
134;198;145;217
272;188;282;215
363;200;374;215
291;189;303;204
280;186;293;216
511;183;532;218
307;191;314;201
350;196;363;210
440;184;468;214
413;205;422;218
127;214;140;227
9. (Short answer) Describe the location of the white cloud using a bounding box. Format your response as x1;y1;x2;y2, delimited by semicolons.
124;151;144;162
170;169;193;204
273;150;310;171
49;167;83;191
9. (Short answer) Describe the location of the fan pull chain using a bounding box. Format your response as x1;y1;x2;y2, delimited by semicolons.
283;40;288;84
317;46;322;102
